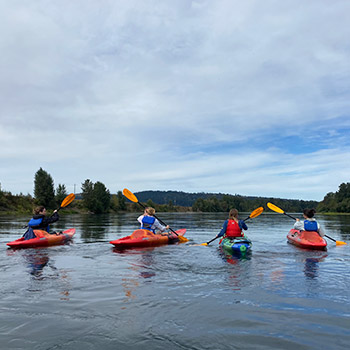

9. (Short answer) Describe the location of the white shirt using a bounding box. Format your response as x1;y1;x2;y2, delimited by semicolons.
293;218;325;237
137;215;168;232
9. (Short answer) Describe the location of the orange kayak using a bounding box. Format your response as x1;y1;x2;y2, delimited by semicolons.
287;229;327;250
7;228;76;249
110;228;186;249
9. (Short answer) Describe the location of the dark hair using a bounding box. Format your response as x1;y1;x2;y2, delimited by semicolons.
33;206;45;215
303;208;316;218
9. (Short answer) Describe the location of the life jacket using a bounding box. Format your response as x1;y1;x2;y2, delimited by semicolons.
225;219;243;238
141;216;156;233
28;215;49;232
304;220;318;231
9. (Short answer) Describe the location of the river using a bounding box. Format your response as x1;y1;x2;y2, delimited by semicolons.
1;212;349;349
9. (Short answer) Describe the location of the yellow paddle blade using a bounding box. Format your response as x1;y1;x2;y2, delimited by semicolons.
267;202;285;214
336;240;347;246
250;206;264;218
60;193;75;208
123;188;138;203
178;235;189;243
200;242;208;246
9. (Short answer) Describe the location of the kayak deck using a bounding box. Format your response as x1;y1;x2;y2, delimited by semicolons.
110;228;186;249
287;229;327;250
7;228;76;249
219;236;252;255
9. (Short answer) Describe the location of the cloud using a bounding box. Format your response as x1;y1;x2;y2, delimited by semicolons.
1;0;350;200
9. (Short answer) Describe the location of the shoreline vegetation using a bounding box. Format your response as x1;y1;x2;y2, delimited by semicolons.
1;168;349;215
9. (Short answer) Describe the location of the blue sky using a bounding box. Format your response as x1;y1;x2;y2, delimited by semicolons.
1;0;350;201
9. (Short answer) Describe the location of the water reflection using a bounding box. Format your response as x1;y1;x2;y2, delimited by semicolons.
80;214;109;241
219;247;251;265
303;253;328;280
113;248;156;303
23;250;50;277
6;248;72;300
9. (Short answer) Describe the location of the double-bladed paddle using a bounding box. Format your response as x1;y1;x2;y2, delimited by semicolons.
200;206;264;246
267;202;347;246
123;188;188;243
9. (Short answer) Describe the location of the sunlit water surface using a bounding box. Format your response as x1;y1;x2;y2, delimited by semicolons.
1;213;350;349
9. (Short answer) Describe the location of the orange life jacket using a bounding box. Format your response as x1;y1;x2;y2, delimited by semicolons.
225;219;243;238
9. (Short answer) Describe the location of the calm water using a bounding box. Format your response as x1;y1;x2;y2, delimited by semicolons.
1;212;350;350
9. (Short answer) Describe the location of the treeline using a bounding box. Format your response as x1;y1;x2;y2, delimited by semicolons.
317;182;350;213
136;191;319;212
192;194;318;212
134;190;222;207
2;168;350;214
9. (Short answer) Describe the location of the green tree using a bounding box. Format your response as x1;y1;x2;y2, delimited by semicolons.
146;199;156;208
34;168;55;208
55;184;68;204
93;181;110;214
81;179;111;214
81;179;95;212
111;190;126;211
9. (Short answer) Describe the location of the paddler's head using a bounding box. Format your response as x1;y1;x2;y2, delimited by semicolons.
303;208;316;219
229;209;239;220
144;207;155;216
34;206;47;216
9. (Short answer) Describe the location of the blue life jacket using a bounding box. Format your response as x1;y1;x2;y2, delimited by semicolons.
304;220;318;231
141;216;156;233
28;217;50;232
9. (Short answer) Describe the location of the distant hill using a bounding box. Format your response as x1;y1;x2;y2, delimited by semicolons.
134;190;225;206
134;190;319;212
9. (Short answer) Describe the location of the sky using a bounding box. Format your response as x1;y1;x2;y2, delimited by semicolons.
1;0;350;201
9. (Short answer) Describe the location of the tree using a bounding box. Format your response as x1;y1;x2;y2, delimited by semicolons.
93;181;110;214
55;184;68;204
81;179;95;212
34;168;55;208
81;179;111;214
111;190;127;211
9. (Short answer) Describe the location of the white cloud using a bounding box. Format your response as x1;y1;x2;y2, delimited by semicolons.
1;0;350;200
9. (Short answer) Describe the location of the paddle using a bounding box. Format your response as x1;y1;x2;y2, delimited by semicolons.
55;193;75;213
201;206;264;246
267;202;347;246
22;193;76;232
122;188;188;242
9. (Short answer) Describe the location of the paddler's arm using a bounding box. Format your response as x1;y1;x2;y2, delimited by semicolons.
238;220;248;230
293;219;304;230
318;224;325;237
153;219;169;232
217;220;228;238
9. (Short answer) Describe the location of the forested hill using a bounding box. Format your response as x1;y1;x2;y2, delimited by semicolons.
135;190;223;207
134;190;319;212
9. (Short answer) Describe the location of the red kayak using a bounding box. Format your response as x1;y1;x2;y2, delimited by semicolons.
110;228;187;249
287;229;327;250
7;228;76;249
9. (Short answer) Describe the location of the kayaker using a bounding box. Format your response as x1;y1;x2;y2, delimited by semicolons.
216;209;248;240
293;208;325;236
23;206;60;240
137;207;169;234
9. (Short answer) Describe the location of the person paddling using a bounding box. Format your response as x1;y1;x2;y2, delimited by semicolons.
23;206;60;240
216;209;248;241
137;207;169;234
293;208;325;237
